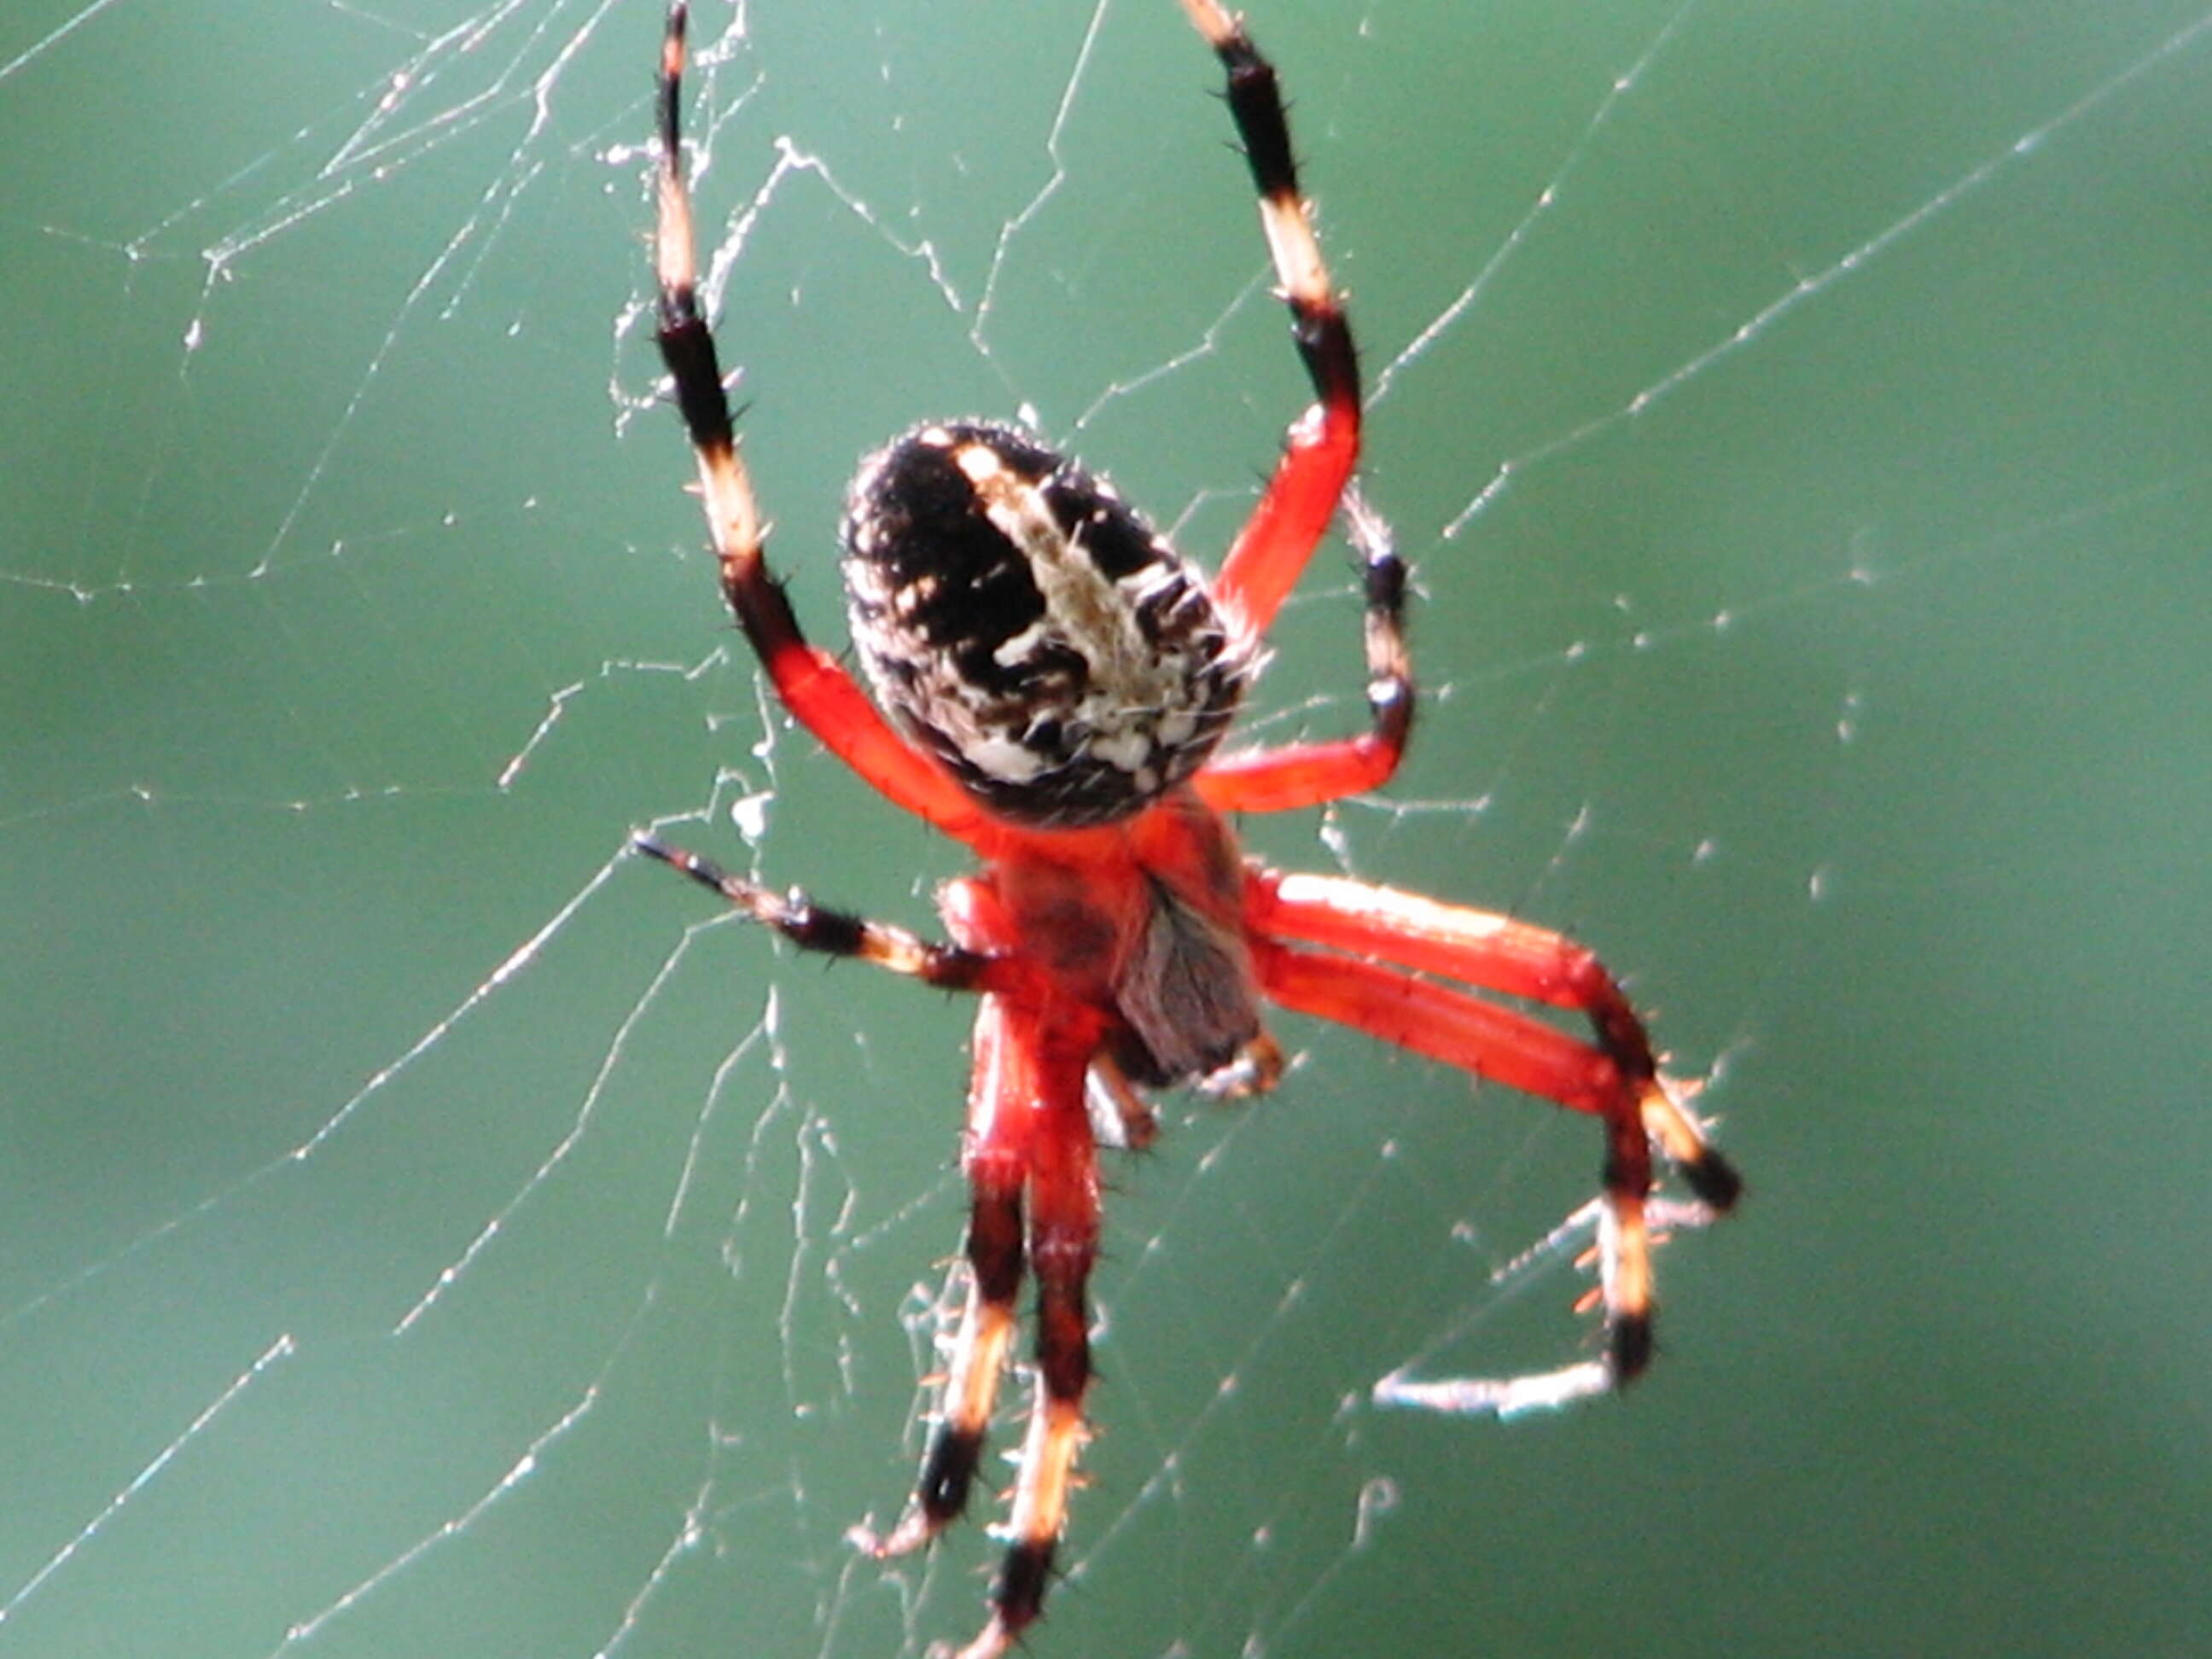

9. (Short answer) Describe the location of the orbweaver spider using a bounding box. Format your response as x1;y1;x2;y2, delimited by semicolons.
637;3;1742;1654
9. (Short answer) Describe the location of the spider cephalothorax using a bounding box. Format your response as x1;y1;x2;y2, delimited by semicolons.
638;5;1741;1656
842;419;1250;828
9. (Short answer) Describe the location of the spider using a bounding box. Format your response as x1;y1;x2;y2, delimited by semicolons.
637;3;1741;1654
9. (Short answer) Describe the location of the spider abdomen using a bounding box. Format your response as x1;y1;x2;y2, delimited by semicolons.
841;421;1249;829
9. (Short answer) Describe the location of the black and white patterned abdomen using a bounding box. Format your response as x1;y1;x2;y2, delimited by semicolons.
841;421;1249;828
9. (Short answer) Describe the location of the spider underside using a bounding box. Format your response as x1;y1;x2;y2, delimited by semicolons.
638;4;1742;1656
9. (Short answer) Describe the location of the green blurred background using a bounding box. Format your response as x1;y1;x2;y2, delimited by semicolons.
2;1;2207;1655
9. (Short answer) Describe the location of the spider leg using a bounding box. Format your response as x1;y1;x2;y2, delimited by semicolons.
654;5;988;848
855;997;1033;1566
858;997;1101;1659
1248;870;1740;1409
1254;941;1662;1399
633;833;1014;992
1182;0;1362;644
1250;869;1741;1206
1196;486;1414;812
1176;4;1416;814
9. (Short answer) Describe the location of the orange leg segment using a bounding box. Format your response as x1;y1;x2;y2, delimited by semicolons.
1179;0;1364;647
859;992;1102;1659
1249;869;1741;1412
654;5;991;848
1250;870;1741;1209
1254;936;1663;1396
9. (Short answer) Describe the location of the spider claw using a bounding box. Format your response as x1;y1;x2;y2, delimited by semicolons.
1638;1075;1742;1212
850;1505;942;1561
944;1617;1022;1659
1605;1310;1655;1385
1679;1144;1745;1211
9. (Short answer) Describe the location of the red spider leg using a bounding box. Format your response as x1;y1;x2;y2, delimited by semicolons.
634;835;1106;1640
859;987;1103;1659
1249;870;1742;1208
1248;874;1741;1404
1183;0;1363;643
1198;487;1413;812
1252;938;1662;1400
1176;3;1415;816
654;6;992;850
978;1004;1101;1659
853;996;1029;1564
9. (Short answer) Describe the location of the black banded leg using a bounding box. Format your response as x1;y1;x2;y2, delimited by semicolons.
1638;1076;1744;1214
856;1172;1026;1560
1180;0;1358;424
654;3;992;840
852;990;1078;1659
981;1263;1093;1652
961;1048;1098;1659
1196;484;1413;812
1348;486;1414;775
1178;0;1408;813
1581;987;1741;1387
1578;981;1743;1296
1179;0;1365;642
633;833;998;991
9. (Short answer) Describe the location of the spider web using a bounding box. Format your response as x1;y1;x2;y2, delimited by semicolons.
3;2;2209;1656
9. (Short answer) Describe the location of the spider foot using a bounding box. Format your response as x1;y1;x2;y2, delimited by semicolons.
1676;1144;1743;1212
928;1611;1025;1659
1370;1160;1733;1420
943;1616;1022;1659
849;1419;988;1562
911;1443;1072;1659
848;1501;952;1563
1639;1076;1743;1212
972;1541;1056;1658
